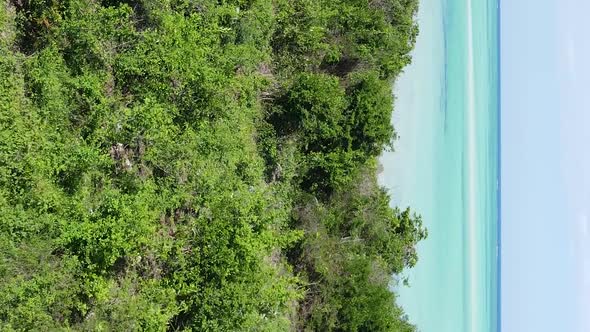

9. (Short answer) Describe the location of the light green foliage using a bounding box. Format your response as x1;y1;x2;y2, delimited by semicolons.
271;0;418;78
273;72;347;156
322;0;419;78
346;71;397;155
291;166;425;331
0;0;422;330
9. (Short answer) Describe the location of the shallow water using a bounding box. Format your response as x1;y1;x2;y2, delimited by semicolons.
378;0;499;331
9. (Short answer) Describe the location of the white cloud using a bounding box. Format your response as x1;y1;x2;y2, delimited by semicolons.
574;212;590;332
578;214;589;237
564;34;577;82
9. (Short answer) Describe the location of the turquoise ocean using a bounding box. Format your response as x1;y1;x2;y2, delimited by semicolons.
379;0;500;331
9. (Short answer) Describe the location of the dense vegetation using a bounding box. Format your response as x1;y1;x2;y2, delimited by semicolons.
0;0;424;330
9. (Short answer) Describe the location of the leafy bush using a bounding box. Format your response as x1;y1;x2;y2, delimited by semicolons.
0;0;422;330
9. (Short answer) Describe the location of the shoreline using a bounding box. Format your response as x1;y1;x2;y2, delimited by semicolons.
381;0;501;330
496;0;502;330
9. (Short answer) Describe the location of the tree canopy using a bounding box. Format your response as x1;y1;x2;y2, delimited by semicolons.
0;0;423;330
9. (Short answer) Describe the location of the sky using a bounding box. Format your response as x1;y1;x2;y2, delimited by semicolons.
501;0;590;331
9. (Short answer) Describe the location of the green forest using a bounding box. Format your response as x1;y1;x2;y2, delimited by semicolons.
0;0;425;330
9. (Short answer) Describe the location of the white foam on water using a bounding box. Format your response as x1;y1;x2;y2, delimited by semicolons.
465;0;479;330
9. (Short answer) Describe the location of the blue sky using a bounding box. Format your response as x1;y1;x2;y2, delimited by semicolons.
501;0;590;331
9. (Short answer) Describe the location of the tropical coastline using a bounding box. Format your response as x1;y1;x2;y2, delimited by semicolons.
0;0;426;330
380;0;500;330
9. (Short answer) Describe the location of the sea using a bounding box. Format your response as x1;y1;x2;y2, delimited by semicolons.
378;0;500;331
